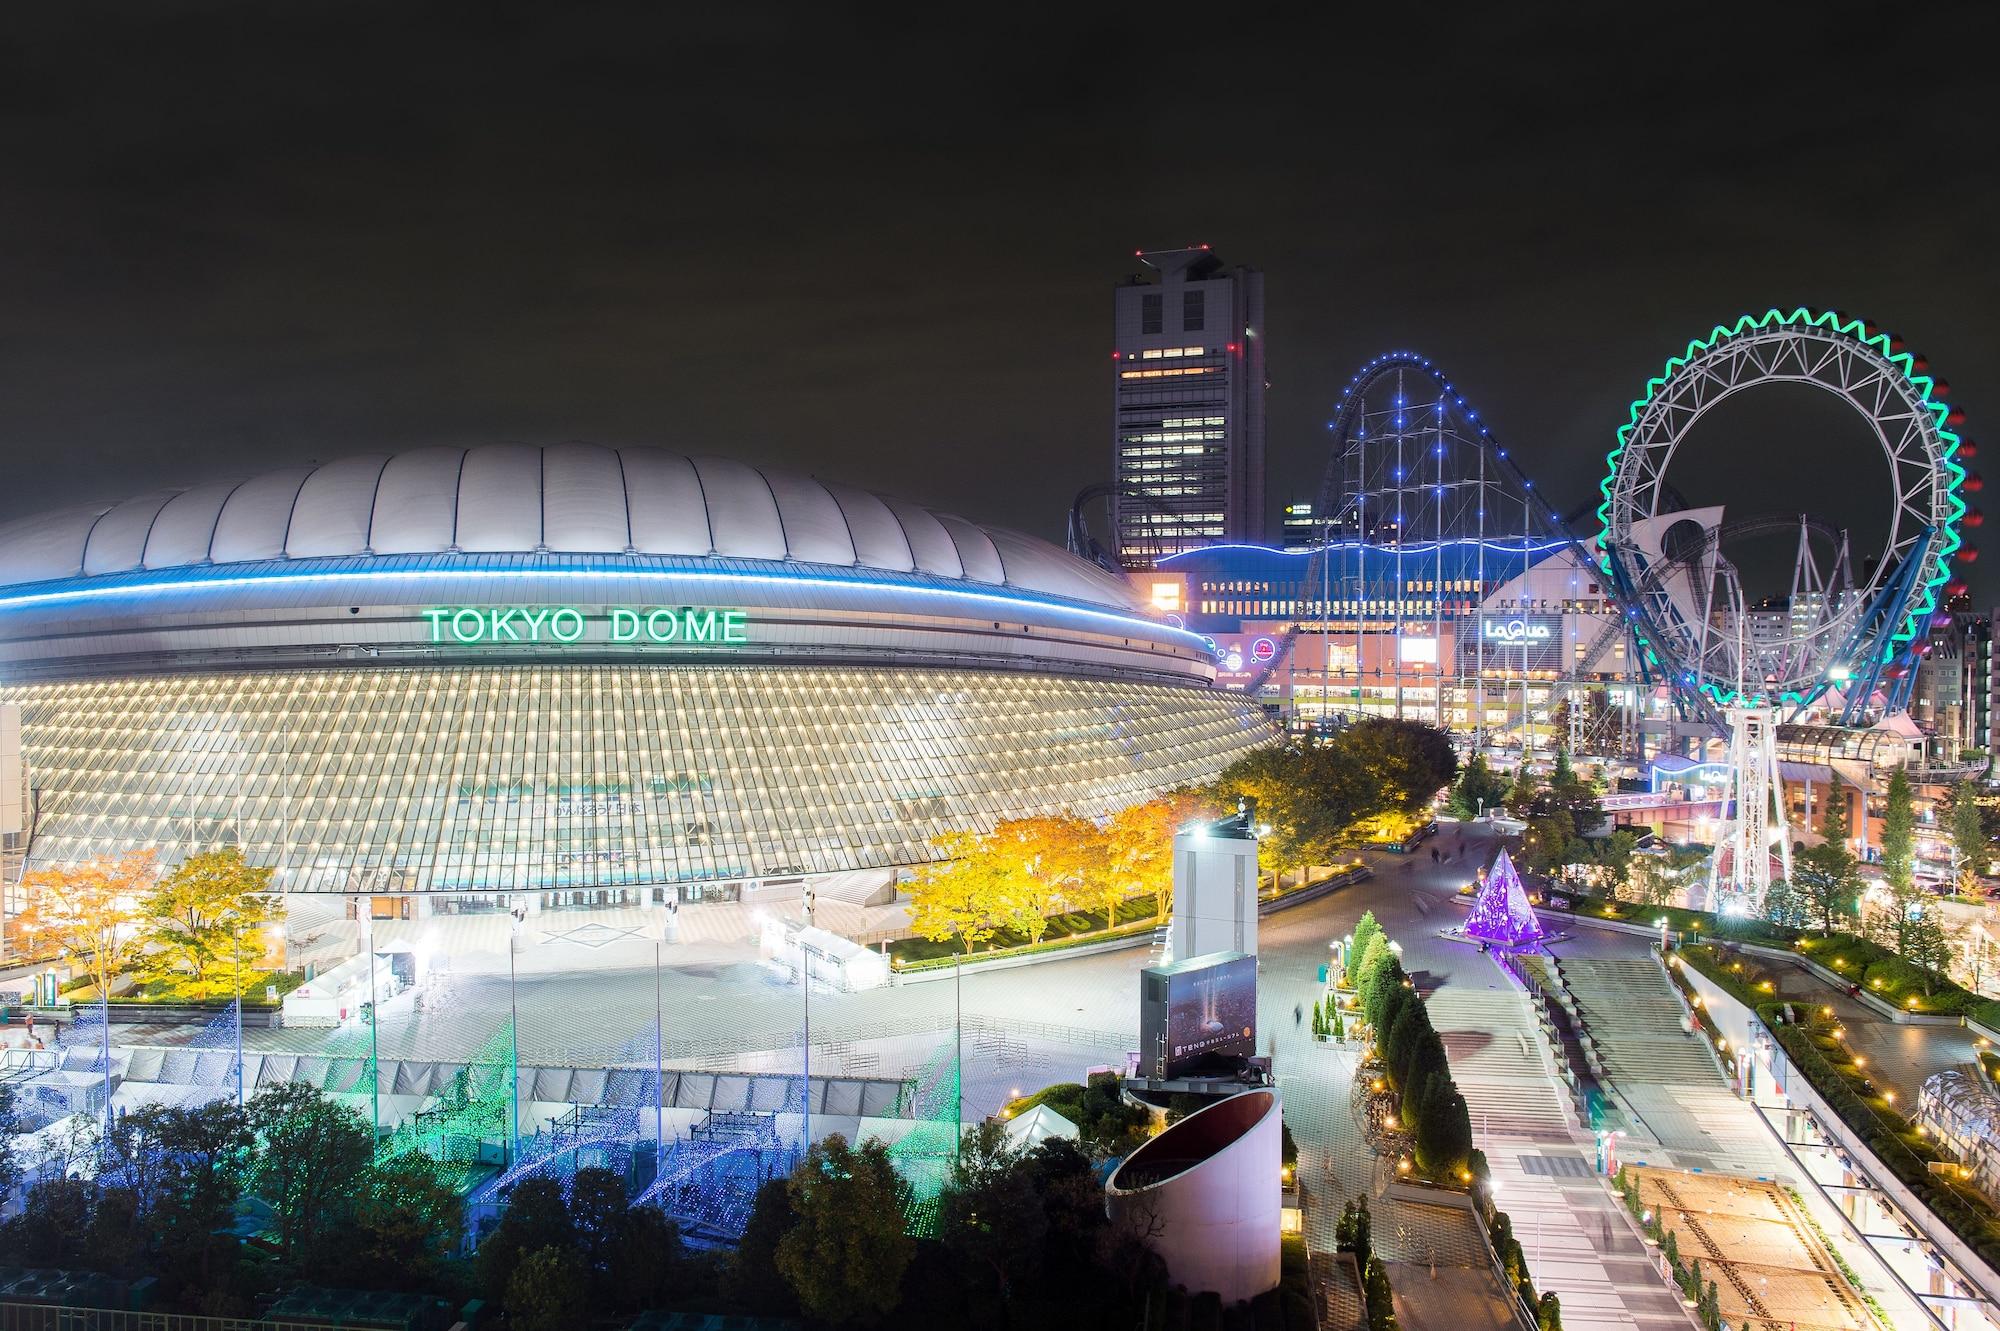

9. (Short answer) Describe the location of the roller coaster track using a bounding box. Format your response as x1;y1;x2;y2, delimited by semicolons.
1304;351;1727;735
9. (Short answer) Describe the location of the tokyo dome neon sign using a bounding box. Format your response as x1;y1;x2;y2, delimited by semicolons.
423;606;749;646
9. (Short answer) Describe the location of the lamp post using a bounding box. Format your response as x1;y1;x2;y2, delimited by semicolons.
796;935;834;1150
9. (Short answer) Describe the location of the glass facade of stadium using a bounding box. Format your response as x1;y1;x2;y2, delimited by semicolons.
0;444;1272;929
1;664;1260;905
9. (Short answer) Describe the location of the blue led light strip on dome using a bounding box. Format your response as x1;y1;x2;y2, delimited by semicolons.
0;559;1218;655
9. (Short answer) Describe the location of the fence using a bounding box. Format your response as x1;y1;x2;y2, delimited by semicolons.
0;1308;402;1331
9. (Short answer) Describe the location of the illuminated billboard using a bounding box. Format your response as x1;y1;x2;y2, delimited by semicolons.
1139;950;1257;1080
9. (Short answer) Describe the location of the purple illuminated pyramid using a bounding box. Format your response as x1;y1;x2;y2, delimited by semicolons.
1465;848;1543;948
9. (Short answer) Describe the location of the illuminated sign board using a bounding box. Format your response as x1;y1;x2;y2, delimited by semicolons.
423;606;749;646
1482;618;1552;642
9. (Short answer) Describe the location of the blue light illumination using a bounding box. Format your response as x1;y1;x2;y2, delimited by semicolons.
1157;538;1569;561
0;556;1218;655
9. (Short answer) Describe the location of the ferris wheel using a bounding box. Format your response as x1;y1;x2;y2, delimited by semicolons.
1597;308;1970;726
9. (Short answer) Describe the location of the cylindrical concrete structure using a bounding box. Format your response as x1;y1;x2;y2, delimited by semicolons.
1105;1087;1282;1302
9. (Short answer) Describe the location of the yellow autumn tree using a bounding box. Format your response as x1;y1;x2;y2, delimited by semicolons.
992;814;1103;944
14;849;158;996
1106;791;1217;920
133;847;283;999
905;830;1023;955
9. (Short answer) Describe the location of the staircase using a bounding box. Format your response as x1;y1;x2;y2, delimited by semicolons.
1425;987;1575;1140
1554;957;1725;1088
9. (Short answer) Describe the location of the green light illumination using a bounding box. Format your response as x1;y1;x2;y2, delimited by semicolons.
422;605;749;646
1594;307;1966;708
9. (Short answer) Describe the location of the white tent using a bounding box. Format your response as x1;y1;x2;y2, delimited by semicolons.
1004;1102;1078;1148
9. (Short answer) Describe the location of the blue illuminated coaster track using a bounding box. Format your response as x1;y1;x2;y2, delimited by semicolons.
1302;350;1705;727
1598;309;1971;724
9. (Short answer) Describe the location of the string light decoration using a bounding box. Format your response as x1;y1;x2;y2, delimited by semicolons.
1465;849;1544;949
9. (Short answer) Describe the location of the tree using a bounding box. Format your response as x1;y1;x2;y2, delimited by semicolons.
1762;878;1807;930
13;850;156;995
906;829;1025;954
246;1082;375;1264
1627;846;1706;909
1821;786;1852;848
133;848;281;999
507;1245;587;1331
993;814;1102;943
1505;766;1542;817
314;1151;466;1290
1447;751;1508;819
0;1086;18;1211
776;1135;914;1324
478;1174;577;1303
1951;781;1989;888
1214;744;1362;877
1794;838;1861;935
1333;718;1459;813
1903;910;1955;994
726;1177;801;1316
1350;910;1383;972
939;1121;1046;1304
1880;766;1915;894
97;1100;253;1302
1105;791;1214;920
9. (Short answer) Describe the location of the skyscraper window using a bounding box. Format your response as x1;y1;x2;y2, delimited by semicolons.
1183;289;1205;331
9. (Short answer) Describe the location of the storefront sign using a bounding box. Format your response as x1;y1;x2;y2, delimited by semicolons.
1483;618;1551;642
423;606;749;646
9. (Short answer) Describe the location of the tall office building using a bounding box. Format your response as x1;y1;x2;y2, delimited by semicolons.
1112;247;1266;568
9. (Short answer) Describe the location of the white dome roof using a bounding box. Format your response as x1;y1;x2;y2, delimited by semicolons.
0;443;1140;611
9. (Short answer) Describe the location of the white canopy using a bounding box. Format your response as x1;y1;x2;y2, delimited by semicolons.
1004;1102;1078;1147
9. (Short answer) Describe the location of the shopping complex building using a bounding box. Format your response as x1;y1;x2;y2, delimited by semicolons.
1133;538;1638;753
0;444;1269;932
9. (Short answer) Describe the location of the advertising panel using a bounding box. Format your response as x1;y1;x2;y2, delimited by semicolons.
1397;635;1439;664
1139;951;1258;1080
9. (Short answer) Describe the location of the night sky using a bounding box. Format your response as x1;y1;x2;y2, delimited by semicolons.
3;4;1995;596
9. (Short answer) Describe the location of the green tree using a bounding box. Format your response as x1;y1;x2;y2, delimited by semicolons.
101;1100;252;1300
1762;878;1807;929
1332;718;1459;812
133;848;281;999
1794;839;1861;935
1951;781;1989;887
0;1086;19;1210
1447;751;1508;819
1505;765;1541;817
313;1151;465;1291
246;1082;374;1265
1350;910;1383;973
1903;910;1955;994
1415;1080;1473;1175
939;1121;1046;1304
723;1177;799;1316
775;1135;914;1324
1880;766;1915;893
478;1174;577;1304
506;1244;588;1331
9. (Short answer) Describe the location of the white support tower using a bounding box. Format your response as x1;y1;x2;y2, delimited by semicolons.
1721;705;1792;908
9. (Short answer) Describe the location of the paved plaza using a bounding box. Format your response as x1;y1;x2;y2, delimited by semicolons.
16;821;1972;1331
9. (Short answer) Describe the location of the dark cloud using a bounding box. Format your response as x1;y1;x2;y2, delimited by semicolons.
1;2;1995;594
